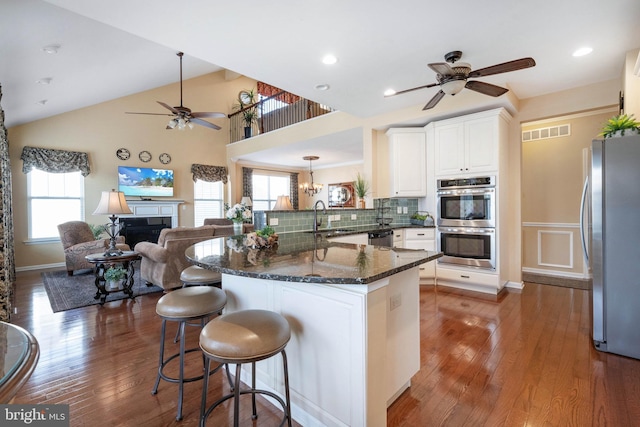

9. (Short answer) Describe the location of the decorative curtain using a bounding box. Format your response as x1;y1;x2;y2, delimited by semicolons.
242;167;253;198
190;164;228;184
0;85;15;322
257;82;301;105
21;146;91;176
290;173;299;210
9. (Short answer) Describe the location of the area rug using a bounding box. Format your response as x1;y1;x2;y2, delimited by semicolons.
42;269;163;313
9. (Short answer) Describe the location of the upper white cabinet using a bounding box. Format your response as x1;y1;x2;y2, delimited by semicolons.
387;128;427;197
432;108;510;177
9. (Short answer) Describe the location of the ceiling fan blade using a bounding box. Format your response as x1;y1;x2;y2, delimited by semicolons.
191;111;227;119
157;101;180;115
423;90;445;110
386;82;439;97
465;80;509;97
428;62;454;75
190;117;222;130
468;57;536;78
125;112;173;116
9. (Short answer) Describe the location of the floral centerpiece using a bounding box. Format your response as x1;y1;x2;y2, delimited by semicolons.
225;203;252;224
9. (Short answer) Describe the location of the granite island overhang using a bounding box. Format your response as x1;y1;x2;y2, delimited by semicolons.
185;232;442;427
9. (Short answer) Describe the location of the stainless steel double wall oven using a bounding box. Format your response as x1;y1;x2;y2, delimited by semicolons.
437;176;496;270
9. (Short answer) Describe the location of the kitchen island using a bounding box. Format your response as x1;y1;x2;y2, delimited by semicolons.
186;232;441;427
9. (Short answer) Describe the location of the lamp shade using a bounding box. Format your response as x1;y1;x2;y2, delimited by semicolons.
273;195;293;211
241;196;253;207
93;189;132;215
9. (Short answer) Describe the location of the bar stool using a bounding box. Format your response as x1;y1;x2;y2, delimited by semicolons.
199;309;292;427
180;265;222;288
152;286;227;421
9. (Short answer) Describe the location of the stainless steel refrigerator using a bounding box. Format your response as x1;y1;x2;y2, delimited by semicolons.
581;134;640;359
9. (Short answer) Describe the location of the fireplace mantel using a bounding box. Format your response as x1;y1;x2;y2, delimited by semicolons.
121;199;184;228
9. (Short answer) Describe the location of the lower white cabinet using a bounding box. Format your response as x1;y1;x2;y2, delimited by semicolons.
402;228;436;285
435;264;501;294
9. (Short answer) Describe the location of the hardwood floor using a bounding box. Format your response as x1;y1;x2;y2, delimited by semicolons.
10;270;640;426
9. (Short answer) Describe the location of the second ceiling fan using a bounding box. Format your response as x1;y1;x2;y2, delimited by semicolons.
126;52;225;130
386;50;536;110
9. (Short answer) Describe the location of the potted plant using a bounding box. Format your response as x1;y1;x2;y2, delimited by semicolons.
104;266;127;290
354;173;370;209
235;89;258;138
600;114;640;138
88;224;106;240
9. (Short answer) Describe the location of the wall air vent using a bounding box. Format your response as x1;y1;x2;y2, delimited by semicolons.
522;124;571;142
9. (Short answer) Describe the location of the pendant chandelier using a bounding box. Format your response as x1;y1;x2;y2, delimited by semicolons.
300;155;323;196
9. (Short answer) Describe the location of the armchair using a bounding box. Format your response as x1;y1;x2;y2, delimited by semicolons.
57;221;130;275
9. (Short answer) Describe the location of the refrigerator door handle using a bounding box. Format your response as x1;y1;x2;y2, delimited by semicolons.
580;176;589;264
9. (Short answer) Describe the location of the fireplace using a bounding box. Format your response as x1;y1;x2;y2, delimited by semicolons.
120;217;171;248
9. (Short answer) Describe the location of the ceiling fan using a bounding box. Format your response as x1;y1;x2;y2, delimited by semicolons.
126;52;225;130
386;50;536;110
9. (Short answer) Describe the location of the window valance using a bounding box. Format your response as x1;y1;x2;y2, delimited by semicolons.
21;146;91;177
191;164;228;184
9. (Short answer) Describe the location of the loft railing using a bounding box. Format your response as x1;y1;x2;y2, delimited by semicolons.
228;91;335;143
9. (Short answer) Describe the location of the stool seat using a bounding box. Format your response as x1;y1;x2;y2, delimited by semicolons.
200;309;291;362
156;287;227;319
180;265;221;286
200;309;292;426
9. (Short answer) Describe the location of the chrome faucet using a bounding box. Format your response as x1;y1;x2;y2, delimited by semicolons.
313;200;326;233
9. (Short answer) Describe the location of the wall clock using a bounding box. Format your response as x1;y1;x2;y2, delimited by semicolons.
116;148;130;160
138;150;152;163
159;153;171;165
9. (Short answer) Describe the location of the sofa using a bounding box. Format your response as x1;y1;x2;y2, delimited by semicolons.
134;223;254;290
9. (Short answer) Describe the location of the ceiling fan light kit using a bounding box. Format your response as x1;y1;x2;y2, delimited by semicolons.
126;52;225;130
387;50;536;110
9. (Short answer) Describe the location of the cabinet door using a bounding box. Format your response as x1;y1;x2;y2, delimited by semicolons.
389;131;426;197
327;233;368;245
465;117;497;174
434;123;465;176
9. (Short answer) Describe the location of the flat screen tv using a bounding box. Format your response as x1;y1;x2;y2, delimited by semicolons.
118;166;174;197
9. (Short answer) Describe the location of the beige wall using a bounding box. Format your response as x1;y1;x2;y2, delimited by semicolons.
521;110;615;278
624;49;640;118
9;71;257;270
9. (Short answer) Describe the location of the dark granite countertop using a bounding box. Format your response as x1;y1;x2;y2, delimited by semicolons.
303;223;435;239
185;230;441;286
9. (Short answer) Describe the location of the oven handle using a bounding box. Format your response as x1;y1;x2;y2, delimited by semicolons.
439;227;495;235
437;188;495;196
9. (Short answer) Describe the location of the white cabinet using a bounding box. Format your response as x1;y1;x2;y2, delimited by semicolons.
392;229;403;247
433;108;509;177
387;128;426;197
402;228;436;285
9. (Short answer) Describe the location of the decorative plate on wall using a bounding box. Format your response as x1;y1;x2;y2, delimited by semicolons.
116;148;130;160
138;150;152;162
159;153;171;164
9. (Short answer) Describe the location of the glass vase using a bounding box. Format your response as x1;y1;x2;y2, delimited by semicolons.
233;221;243;235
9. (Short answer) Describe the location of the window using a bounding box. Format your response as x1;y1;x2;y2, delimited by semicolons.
194;179;224;226
27;169;84;240
252;172;290;210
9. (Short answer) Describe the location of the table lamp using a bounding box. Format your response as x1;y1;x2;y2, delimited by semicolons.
273;195;293;210
93;189;132;256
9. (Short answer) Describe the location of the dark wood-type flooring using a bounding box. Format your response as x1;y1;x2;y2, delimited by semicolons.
10;270;640;426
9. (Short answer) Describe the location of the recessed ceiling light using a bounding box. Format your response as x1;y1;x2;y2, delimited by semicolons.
42;44;60;54
315;84;330;91
573;47;593;57
322;55;338;65
384;89;397;97
36;99;48;105
36;77;52;85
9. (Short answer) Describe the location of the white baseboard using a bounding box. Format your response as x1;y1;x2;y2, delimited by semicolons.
505;281;524;290
16;262;65;273
522;267;590;280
